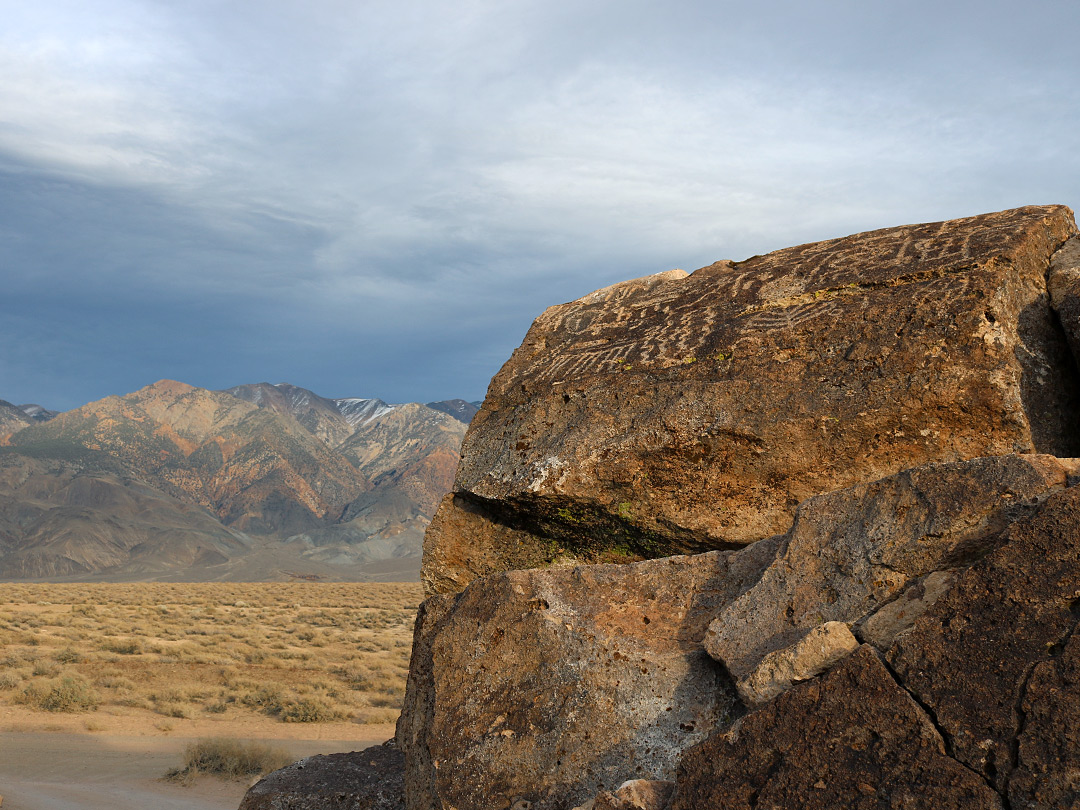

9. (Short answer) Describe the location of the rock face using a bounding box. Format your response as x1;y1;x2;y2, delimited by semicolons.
674;645;1003;810
887;483;1080;796
368;206;1080;810
238;745;404;810
424;205;1080;593
1050;235;1080;363
674;475;1080;810
396;544;781;810
702;453;1074;703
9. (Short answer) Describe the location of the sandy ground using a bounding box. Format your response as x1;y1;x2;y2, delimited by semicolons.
0;707;396;810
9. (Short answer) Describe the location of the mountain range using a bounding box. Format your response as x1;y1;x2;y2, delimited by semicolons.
0;381;478;582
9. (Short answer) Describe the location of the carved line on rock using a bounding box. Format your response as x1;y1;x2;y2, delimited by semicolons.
527;269;978;385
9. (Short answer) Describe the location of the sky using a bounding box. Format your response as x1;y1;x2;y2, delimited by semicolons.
2;0;1079;410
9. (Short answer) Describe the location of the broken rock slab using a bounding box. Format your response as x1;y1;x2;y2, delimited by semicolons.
702;453;1073;703
736;621;858;705
237;745;404;810
887;482;1080;793
396;546;783;810
425;205;1080;593
673;645;1003;810
573;780;675;810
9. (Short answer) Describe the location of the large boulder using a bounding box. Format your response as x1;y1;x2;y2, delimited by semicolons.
702;453;1075;704
396;542;780;810
424;205;1080;593
887;481;1080;796
671;473;1080;810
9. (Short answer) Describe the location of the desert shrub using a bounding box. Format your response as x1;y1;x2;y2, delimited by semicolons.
204;696;230;714
355;708;399;724
96;675;136;691
18;675;100;712
0;671;23;690
31;660;60;677
156;701;193;719
101;639;142;655
164;737;294;784
369;692;404;709
54;647;81;664
279;696;343;723
241;684;285;713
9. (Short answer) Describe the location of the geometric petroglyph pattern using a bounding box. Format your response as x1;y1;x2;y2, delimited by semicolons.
514;206;1068;386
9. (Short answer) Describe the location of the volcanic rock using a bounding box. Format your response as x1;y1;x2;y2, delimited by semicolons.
736;620;858;705
396;542;783;810
1050;234;1080;363
238;745;404;810
886;482;1080;793
1008;626;1080;809
578;780;675;810
702;453;1073;701
673;645;1002;810
424;205;1080;593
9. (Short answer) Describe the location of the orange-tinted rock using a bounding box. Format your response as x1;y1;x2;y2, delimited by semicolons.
425;205;1080;593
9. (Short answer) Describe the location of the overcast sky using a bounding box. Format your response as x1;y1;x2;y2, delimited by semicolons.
2;0;1079;410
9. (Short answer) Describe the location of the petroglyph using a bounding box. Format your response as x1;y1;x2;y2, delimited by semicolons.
428;204;1080;593
515;208;1052;387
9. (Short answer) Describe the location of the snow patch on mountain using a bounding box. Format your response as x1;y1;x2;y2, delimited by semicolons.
333;397;398;427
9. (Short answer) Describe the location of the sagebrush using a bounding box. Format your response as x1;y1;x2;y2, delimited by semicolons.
0;582;421;726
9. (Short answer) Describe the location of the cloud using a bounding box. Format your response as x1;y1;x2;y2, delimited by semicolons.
2;0;1080;408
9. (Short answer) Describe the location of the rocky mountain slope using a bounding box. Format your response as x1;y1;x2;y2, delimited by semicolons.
0;400;34;438
0;381;471;580
241;204;1080;810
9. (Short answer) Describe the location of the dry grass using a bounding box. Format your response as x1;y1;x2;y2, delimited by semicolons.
164;737;295;784
0;582;421;728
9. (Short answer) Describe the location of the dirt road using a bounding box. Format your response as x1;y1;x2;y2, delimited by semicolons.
0;730;392;810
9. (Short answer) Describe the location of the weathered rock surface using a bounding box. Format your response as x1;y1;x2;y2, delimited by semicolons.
238;745;404;810
736;621;858;705
581;780;675;810
1050;234;1080;363
1008;625;1080;809
673;471;1080;810
396;542;783;810
390;206;1080;810
887;482;1080;794
425;205;1080;593
703;453;1073;700
673;645;1003;810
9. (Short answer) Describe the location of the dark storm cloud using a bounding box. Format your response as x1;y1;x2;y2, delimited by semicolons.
3;0;1080;409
